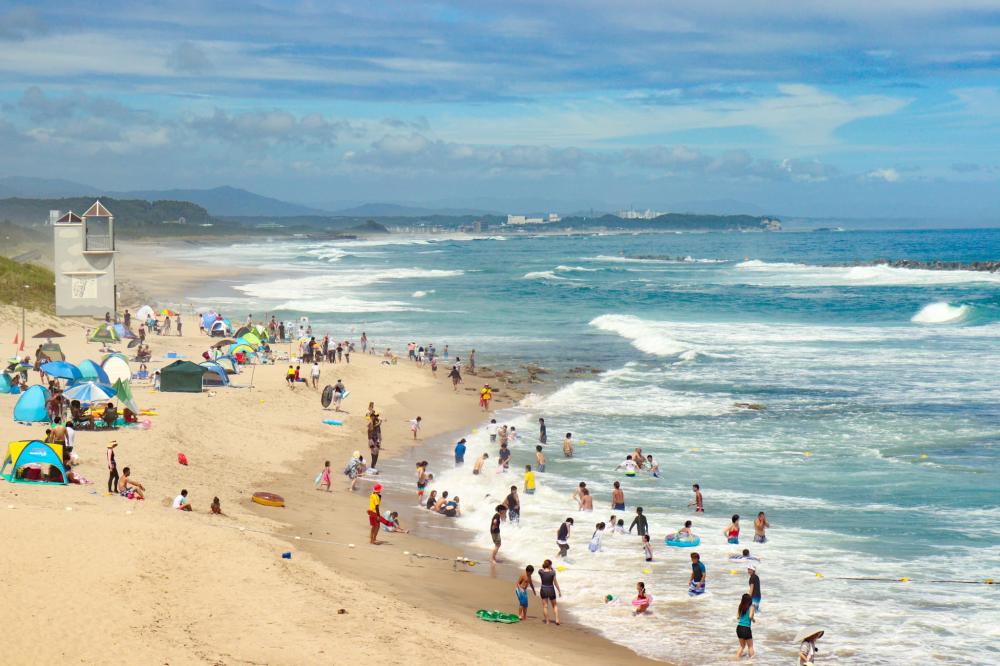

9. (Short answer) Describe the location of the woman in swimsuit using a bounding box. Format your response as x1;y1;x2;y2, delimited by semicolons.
736;593;756;658
424;490;438;510
633;581;650;615
538;559;562;625
724;514;740;544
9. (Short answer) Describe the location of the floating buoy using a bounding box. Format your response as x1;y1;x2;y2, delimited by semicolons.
804;451;813;457
251;491;285;507
815;572;824;578
556;565;567;572
920;454;928;459
642;568;652;574
899;577;910;582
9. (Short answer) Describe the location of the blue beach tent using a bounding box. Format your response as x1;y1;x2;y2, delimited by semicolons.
199;362;230;387
12;385;50;423
77;359;111;384
1;440;68;484
0;374;11;394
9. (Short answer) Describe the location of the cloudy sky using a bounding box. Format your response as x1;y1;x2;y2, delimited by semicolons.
1;1;999;219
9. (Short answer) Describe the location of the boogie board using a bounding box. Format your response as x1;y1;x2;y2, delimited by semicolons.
476;609;520;624
323;419;343;426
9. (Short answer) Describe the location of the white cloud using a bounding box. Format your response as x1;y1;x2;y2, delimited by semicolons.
867;167;901;182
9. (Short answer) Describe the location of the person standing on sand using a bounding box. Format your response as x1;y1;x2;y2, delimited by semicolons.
479;384;492;411
410;416;422;440
490;505;506;563
286;365;295;387
689;483;704;513
515;565;536;620
563;432;573;457
316;460;332;491
754;512;770;543
448;364;462;391
310;361;321;389
538;560;561;625
368;483;392;545
467;349;475;374
106;441;119;494
538;417;547;444
535;445;546;472
556;517;574;557
612;481;625;511
176;316;182;336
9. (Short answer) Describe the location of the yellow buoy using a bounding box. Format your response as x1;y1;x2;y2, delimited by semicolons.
730;569;738;575
815;572;824;578
804;451;813;457
556;565;567;572
642;568;652;574
920;454;928;459
899;577;910;582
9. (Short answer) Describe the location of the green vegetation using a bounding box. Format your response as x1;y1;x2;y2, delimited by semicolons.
0;256;55;313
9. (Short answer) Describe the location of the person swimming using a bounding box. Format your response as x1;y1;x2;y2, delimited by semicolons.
588;522;606;552
724;514;741;545
617;454;638;477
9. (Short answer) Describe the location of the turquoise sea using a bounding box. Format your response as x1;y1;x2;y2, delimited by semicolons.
183;229;999;664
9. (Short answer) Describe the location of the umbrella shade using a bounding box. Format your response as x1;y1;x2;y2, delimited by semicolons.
40;361;82;380
212;338;236;348
112;379;138;413
228;343;256;356
127;338;141;349
63;381;117;405
112;323;138;339
33;328;65;339
159;309;178;317
241;332;262;347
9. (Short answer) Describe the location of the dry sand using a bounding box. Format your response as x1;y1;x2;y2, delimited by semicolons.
0;303;658;665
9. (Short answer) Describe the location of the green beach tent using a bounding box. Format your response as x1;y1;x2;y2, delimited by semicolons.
159;360;204;393
90;323;119;343
113;379;139;412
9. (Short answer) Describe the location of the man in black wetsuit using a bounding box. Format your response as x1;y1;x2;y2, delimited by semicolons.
629;506;649;536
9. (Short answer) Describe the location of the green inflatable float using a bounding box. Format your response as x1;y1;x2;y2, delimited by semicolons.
476;609;520;624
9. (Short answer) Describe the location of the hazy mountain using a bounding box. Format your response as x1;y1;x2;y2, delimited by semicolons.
115;186;326;217
330;202;494;217
0;176;99;198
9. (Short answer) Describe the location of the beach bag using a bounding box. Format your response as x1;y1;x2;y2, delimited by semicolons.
177;452;188;465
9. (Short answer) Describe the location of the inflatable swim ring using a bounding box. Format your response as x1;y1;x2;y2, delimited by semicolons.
251;491;285;507
632;595;653;606
476;609;519;624
665;534;701;547
321;385;334;408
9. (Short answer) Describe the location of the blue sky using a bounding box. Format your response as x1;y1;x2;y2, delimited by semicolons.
1;1;999;219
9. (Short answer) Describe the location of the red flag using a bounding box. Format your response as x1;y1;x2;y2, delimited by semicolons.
19;338;25;352
12;333;18;345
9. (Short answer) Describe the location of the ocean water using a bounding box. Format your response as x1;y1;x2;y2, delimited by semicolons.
181;229;1000;665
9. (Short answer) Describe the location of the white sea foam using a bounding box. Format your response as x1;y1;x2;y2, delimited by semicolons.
555;265;600;272
411;289;436;298
523;270;579;281
911;302;970;324
733;260;1000;286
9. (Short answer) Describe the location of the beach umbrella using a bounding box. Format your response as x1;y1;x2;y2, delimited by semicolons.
40;361;82;380
112;379;138;413
63;380;117;405
159;308;178;317
32;328;65;342
212;338;235;349
228;343;256;356
77;359;110;384
127;338;141;349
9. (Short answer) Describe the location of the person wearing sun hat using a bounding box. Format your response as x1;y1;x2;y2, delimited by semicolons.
747;562;762;611
367;483;392;545
795;627;824;665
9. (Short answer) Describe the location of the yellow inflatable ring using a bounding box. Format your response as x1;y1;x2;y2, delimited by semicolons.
251;492;285;507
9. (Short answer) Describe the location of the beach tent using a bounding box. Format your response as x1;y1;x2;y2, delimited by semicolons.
240;332;263;348
112;323;137;340
112;379;138;413
1;440;67;484
209;319;231;337
0;374;11;394
213;356;240;374
77;359;110;384
228;343;256;358
199;362;230;387
159;360;204;393
90;323;119;343
136;305;155;322
200;312;218;330
38;343;65;362
12;385;50;423
40;361;82;381
234;325;252;339
101;354;132;385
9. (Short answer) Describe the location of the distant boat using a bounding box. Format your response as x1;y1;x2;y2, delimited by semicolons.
813;227;846;232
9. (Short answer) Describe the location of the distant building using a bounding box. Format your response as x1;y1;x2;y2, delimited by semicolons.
617;207;664;220
53;200;118;317
473;220;483;233
762;218;782;231
47;210;61;226
162;216;187;225
506;213;559;225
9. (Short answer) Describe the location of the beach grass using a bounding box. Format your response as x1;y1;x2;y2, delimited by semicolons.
0;256;55;312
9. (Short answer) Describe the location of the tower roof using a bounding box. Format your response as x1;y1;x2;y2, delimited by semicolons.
56;212;83;223
83;200;112;218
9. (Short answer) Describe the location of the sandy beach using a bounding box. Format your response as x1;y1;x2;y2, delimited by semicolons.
0;300;657;665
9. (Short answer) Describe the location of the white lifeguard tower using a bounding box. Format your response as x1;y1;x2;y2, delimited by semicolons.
53;200;118;317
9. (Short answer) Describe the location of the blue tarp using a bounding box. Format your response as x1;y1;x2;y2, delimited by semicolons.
13;385;50;422
78;359;110;384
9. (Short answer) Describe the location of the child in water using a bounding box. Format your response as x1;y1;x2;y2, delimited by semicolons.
642;534;653;562
633;582;651;615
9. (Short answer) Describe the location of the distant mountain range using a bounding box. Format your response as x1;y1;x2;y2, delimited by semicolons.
327;202;495;217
